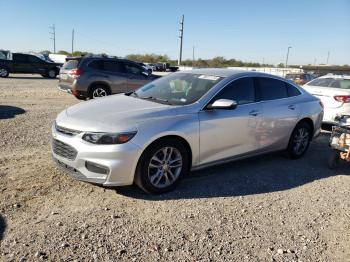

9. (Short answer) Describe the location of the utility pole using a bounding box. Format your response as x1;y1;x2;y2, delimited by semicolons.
285;46;292;68
192;45;195;66
49;24;56;53
71;29;75;55
178;15;184;66
326;50;330;65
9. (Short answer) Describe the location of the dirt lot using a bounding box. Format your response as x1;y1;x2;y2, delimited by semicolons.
0;74;349;262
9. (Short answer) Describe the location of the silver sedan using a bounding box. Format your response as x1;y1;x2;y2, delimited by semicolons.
51;69;323;193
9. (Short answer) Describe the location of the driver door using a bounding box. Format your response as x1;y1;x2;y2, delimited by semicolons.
198;77;263;164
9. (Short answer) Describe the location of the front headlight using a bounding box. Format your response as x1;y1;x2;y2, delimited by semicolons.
82;131;137;145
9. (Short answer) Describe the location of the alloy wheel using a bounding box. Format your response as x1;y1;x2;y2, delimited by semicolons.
148;147;183;188
92;88;108;98
48;70;56;78
292;127;310;155
0;68;8;77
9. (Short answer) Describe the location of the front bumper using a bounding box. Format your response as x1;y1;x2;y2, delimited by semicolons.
51;125;141;186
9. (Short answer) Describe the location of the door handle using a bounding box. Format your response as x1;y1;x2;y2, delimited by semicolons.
249;110;260;116
288;105;296;110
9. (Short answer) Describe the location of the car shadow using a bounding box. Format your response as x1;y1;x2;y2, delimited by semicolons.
0;215;6;241
0;105;25;120
116;133;348;200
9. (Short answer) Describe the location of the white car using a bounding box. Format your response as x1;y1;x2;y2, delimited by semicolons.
303;75;350;124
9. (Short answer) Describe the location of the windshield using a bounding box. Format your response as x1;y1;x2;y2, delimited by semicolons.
133;73;224;105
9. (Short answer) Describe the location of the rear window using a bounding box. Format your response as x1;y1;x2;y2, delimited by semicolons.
257;77;288;101
308;78;350;89
63;60;79;70
307;78;332;87
286;83;301;97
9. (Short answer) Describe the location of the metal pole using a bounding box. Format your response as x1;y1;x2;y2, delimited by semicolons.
326;50;330;65
71;29;74;54
285;46;291;68
192;45;195;66
49;24;56;53
178;15;184;66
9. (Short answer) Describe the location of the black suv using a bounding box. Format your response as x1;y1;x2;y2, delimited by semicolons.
58;56;160;100
0;53;61;78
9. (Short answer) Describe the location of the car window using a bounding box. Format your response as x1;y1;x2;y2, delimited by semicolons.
88;60;104;70
27;55;41;63
213;77;255;105
103;60;125;73
286;82;301;97
63;60;79;70
329;79;350;89
13;54;27;62
307;78;332;87
125;62;143;75
257;77;288;101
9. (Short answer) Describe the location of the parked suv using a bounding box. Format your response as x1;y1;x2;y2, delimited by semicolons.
58;57;160;100
0;53;61;78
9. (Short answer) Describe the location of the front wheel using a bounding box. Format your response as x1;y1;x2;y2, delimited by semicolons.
0;67;9;78
135;138;189;194
46;69;57;79
287;122;312;159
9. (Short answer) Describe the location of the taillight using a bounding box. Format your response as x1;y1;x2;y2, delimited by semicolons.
68;69;83;77
334;95;350;103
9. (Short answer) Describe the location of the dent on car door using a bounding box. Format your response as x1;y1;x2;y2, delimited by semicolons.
256;77;300;150
199;77;263;164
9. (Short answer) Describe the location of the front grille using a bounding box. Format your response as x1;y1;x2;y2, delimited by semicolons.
52;139;77;160
56;125;81;136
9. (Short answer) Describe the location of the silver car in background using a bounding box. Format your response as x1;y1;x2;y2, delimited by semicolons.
51;69;323;194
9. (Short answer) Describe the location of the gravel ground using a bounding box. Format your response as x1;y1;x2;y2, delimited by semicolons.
0;74;349;262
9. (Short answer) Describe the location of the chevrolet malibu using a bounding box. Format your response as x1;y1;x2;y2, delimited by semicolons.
51;69;323;194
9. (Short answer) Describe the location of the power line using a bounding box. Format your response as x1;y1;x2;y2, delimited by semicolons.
49;24;56;53
178;15;184;66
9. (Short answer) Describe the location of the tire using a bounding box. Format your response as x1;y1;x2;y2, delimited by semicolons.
328;150;340;169
47;69;57;79
0;66;9;78
287;121;312;159
89;85;110;99
135;138;190;194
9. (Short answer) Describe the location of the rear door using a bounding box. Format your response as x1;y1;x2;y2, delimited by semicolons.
12;54;30;73
124;61;150;90
102;60;129;93
27;55;46;74
256;77;300;151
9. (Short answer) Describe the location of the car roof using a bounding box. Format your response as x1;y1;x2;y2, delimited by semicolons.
179;68;283;79
318;74;350;80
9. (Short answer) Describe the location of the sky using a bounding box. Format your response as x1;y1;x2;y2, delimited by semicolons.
1;0;350;65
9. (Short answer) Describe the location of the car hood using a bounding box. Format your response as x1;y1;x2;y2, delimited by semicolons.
56;94;185;132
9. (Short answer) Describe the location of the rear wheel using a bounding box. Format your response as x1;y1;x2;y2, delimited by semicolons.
89;85;110;99
0;67;9;78
287;121;312;159
46;69;57;79
135;138;189;194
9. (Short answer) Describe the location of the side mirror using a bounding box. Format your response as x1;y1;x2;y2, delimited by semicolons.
208;99;238;110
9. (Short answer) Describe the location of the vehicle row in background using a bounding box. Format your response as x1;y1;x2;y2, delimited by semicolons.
285;73;315;85
58;55;161;100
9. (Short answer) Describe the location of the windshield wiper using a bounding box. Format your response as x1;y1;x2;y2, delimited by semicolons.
140;96;170;104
